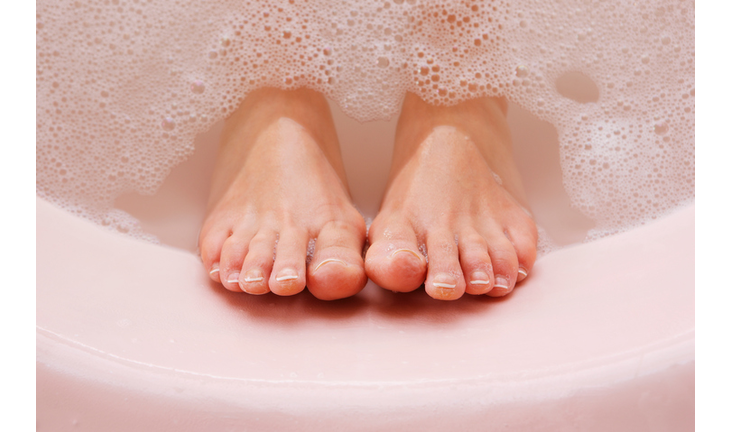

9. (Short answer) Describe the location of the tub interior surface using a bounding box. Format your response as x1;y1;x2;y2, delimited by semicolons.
37;195;694;430
38;97;693;430
38;195;694;382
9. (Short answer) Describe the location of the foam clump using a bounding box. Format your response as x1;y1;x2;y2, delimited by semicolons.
36;0;694;241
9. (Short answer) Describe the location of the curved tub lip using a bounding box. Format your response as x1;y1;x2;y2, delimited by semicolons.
37;197;693;432
37;324;693;404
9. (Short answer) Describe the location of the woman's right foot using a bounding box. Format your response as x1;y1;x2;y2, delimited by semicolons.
199;88;367;300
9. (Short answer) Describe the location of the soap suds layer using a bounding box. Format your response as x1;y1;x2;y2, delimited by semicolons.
36;0;694;244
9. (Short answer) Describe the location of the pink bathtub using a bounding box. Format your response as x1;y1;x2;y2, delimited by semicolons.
36;101;694;430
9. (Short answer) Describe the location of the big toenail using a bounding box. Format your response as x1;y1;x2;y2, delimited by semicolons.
470;271;490;285
517;267;528;280
314;258;347;272
390;248;423;261
494;276;510;289
275;268;299;282
226;272;241;285
243;269;264;283
433;274;457;289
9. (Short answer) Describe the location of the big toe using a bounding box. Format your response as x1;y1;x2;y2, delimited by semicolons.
307;220;367;301
365;217;426;292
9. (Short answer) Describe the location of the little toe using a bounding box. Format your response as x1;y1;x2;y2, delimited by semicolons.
218;229;254;292
307;220;367;301
483;226;519;297
240;229;277;295
505;223;538;283
457;229;494;295
365;217;427;292
269;228;308;296
424;231;466;301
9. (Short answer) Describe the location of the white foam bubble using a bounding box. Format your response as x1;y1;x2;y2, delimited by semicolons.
36;0;694;242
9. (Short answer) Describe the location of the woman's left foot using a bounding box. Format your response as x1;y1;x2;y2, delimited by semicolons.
365;93;538;300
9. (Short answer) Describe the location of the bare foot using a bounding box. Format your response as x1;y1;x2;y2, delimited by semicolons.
199;88;367;300
365;93;537;300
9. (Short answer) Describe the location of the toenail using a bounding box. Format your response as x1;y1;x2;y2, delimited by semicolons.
494;275;510;289
313;258;347;272
243;269;264;283
432;274;458;289
226;272;240;285
470;271;490;285
209;263;220;276
390;248;423;261
517;267;528;280
275;268;299;282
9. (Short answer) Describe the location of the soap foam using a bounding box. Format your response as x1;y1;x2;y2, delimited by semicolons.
36;0;694;243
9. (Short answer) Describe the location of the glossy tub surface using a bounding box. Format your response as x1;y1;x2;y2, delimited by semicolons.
37;102;694;431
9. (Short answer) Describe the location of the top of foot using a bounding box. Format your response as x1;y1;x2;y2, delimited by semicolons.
199;88;367;300
365;93;537;300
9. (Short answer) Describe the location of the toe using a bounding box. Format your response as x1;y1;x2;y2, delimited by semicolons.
483;225;519;297
219;228;254;292
365;215;427;292
307;219;367;301
424;231;466;301
505;220;538;283
240;229;277;295
269;227;308;296
199;226;230;284
457;229;494;295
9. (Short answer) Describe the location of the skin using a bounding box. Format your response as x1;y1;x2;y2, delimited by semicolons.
199;88;537;301
365;92;537;300
199;88;367;300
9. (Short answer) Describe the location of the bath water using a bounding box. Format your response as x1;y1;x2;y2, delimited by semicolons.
36;0;695;246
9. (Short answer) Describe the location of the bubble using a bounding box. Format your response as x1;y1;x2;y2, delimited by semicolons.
556;72;599;103
36;0;695;244
654;121;668;135
161;118;176;131
190;80;205;94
